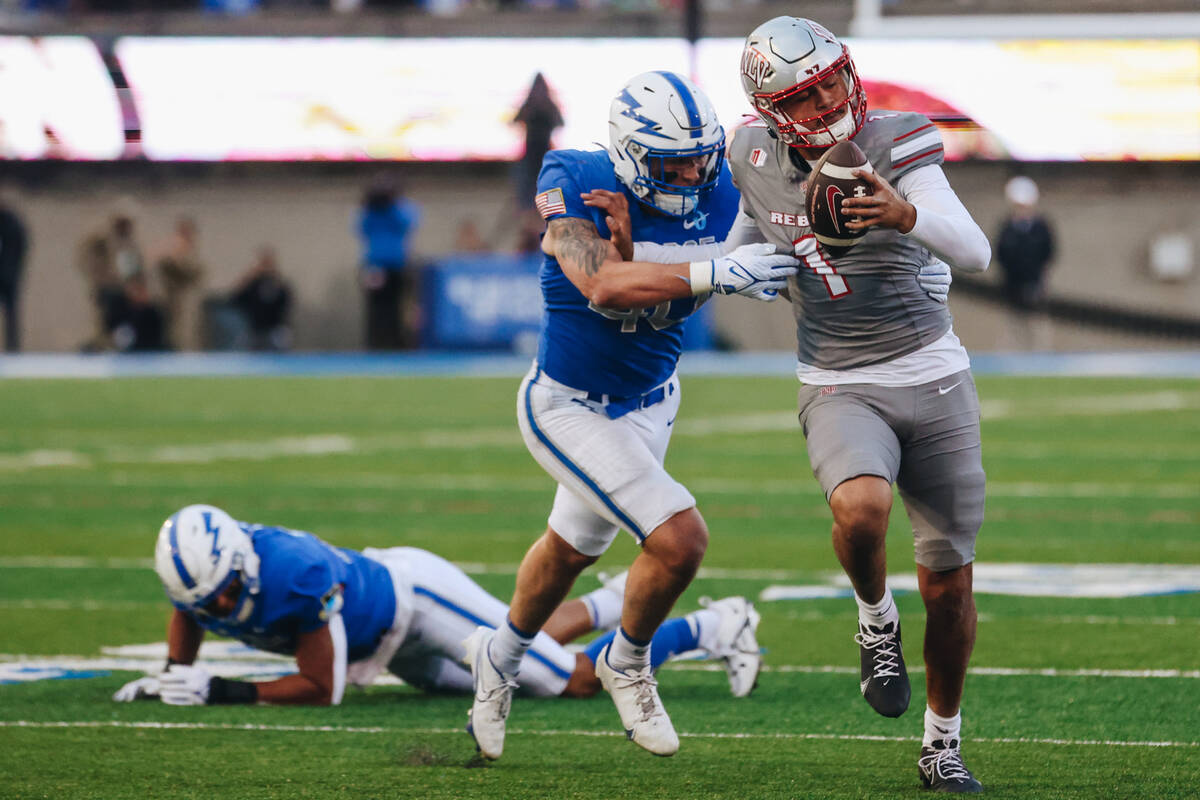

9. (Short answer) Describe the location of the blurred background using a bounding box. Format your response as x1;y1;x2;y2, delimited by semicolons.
1;0;1198;358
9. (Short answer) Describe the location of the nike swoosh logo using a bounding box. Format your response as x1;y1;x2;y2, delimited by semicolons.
667;416;677;427
937;380;964;396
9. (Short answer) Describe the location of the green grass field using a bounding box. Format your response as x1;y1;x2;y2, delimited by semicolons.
2;373;1198;799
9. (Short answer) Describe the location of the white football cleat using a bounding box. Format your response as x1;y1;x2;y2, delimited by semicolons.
463;626;517;760
594;642;679;757
701;596;763;698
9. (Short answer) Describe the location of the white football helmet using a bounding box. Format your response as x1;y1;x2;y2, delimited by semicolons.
740;16;867;150
154;504;260;621
608;70;725;218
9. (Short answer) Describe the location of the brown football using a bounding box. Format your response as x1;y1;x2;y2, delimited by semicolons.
805;140;874;254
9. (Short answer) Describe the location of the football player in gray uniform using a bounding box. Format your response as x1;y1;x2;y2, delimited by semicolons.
734;16;991;793
590;15;991;793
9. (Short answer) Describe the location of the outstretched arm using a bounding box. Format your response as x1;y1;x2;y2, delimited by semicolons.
583;190;765;265
542;216;695;308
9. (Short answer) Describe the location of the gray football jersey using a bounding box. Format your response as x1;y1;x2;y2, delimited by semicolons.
728;111;952;370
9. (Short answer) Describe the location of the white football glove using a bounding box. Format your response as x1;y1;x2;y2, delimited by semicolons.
689;243;798;302
112;675;162;702
918;259;953;304
159;664;212;706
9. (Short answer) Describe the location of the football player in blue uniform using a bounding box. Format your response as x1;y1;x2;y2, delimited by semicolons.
464;71;795;761
112;505;762;708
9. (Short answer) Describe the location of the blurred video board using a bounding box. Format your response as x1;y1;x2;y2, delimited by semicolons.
0;36;124;160
3;36;1197;162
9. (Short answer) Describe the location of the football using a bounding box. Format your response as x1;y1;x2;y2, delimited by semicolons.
805;140;874;254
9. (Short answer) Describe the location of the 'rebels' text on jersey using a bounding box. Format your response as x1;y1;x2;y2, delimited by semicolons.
728;112;951;371
190;524;396;664
533;148;740;397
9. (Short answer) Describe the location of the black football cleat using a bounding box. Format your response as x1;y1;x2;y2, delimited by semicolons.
919;739;984;793
854;619;910;717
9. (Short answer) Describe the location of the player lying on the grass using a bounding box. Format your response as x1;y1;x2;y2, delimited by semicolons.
113;504;762;706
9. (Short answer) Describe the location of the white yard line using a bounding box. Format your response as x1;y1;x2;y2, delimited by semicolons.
0;720;1195;748
0;600;155;611
664;663;1200;679
5;388;1198;473
4;654;1197;681
2;466;1195;501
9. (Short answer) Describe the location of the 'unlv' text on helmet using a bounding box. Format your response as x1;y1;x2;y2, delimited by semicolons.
740;17;867;150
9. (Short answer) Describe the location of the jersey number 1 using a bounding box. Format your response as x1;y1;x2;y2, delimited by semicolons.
794;234;850;299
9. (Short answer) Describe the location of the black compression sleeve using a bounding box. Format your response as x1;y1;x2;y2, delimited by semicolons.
207;677;259;705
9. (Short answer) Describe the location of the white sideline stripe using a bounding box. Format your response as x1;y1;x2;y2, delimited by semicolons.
4;654;1197;682
1;469;1194;501
5;388;1198;473
0;600;155;611
0;720;1195;748
663;663;1200;679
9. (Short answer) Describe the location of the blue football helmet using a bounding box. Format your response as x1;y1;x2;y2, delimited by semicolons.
608;70;726;218
154;504;260;623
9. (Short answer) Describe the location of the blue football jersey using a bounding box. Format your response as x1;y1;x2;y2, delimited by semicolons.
534;148;740;397
191;524;396;663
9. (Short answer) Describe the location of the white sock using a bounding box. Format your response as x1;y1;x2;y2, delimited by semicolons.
687;609;721;654
855;587;899;630
606;627;652;673
488;618;535;677
924;706;962;748
579;583;624;632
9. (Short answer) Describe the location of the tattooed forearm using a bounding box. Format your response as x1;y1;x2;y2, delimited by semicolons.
549;218;610;277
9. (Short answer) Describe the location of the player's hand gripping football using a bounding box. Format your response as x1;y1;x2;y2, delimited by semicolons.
692;243;798;301
112;674;163;702
581;189;634;261
840;169;918;234
159;664;212;705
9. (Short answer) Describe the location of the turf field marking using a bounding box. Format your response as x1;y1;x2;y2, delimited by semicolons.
6;388;1197;473
4;467;1195;502
4;654;1198;684
1;720;1196;748
0;600;156;611
664;663;1200;679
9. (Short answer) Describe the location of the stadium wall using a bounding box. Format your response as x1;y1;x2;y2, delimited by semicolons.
10;159;1200;353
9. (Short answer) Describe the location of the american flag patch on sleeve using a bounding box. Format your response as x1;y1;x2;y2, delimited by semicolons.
534;187;567;219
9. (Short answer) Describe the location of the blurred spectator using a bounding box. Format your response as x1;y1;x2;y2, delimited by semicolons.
513;72;564;208
996;176;1056;350
357;178;420;350
230;246;293;352
202;0;261;14
514;208;546;256
155;216;206;350
454;219;489;253
77;213;146;352
0;193;28;353
108;273;168;352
